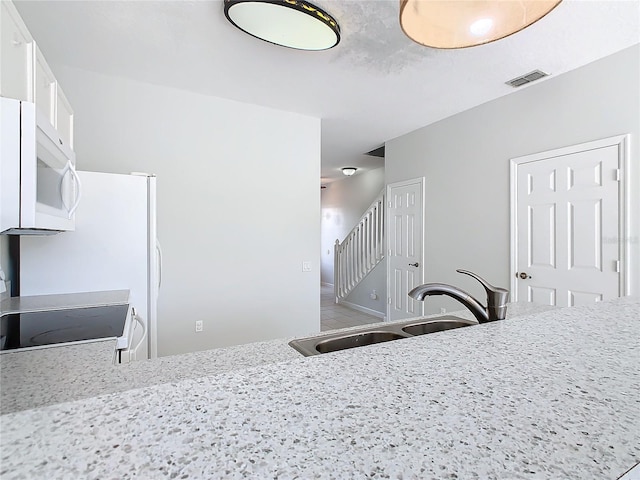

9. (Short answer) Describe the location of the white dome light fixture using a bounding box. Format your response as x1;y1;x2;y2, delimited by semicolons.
342;167;357;176
224;0;341;51
399;0;562;49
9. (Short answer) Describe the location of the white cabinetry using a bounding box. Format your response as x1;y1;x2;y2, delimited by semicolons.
34;44;55;126
0;0;74;150
0;0;33;102
56;88;74;150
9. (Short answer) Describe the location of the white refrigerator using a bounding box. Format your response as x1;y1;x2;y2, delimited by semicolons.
19;171;160;361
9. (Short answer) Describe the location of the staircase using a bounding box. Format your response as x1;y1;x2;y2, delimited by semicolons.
334;190;385;301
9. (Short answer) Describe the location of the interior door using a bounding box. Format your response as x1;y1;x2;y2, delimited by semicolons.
386;178;424;321
512;137;626;307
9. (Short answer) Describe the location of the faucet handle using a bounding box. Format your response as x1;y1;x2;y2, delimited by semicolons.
456;269;509;307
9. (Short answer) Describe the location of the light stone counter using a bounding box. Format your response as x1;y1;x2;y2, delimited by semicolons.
1;298;638;479
1;290;298;413
0;301;553;415
0;337;301;415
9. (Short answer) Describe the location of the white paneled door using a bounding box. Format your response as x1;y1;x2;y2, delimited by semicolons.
511;136;629;307
386;178;424;321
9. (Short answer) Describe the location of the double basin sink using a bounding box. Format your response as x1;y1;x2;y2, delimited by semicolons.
289;315;478;357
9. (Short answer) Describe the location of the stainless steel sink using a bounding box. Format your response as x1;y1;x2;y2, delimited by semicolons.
401;317;475;336
289;315;478;356
315;331;409;354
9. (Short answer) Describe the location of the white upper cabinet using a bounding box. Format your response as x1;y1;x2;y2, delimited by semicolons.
56;87;74;150
0;1;74;149
34;44;55;126
0;0;34;102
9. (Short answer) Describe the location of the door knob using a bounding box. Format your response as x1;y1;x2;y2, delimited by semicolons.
409;262;419;267
516;272;531;279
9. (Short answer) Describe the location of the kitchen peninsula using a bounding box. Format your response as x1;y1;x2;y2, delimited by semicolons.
0;298;638;479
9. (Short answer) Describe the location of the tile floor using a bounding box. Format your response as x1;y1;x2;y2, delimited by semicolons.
321;284;382;332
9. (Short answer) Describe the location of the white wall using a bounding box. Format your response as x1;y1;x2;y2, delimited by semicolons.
320;167;386;314
386;45;640;314
52;66;321;356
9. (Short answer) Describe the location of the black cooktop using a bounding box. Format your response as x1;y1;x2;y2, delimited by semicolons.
0;304;129;351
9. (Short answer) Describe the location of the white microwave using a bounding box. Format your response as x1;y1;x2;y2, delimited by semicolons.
0;97;80;235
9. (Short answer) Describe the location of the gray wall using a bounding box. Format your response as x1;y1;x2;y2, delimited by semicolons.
320;167;386;315
343;262;386;317
52;66;321;357
386;45;640;314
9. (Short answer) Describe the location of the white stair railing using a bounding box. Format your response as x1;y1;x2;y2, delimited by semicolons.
334;190;385;301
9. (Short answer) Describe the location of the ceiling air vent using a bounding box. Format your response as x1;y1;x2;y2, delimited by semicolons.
506;70;549;88
365;145;385;158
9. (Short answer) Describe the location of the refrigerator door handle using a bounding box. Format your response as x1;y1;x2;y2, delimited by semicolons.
156;240;163;290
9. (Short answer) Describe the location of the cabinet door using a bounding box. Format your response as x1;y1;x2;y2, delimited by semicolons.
0;1;34;101
35;44;56;127
56;87;74;151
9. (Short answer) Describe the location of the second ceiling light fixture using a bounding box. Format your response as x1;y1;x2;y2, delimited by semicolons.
399;0;562;49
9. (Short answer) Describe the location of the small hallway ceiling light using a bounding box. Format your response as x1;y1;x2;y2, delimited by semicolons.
224;0;341;51
399;0;562;49
342;167;357;176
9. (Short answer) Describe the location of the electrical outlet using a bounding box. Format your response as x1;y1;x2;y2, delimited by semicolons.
195;320;203;332
440;307;446;314
302;261;312;272
370;289;378;300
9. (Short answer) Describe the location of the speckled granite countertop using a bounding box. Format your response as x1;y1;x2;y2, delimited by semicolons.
0;301;552;415
0;336;301;415
1;289;299;414
1;298;639;479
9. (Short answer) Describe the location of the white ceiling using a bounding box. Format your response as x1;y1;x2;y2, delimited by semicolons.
14;0;640;183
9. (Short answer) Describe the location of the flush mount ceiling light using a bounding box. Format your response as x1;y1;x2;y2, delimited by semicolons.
399;0;562;49
342;167;357;176
224;0;340;51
